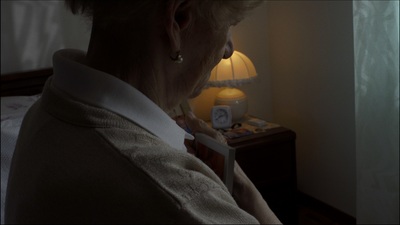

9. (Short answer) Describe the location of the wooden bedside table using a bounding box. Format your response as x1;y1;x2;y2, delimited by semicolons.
226;124;297;225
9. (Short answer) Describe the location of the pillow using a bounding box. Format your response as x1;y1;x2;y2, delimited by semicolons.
1;95;40;224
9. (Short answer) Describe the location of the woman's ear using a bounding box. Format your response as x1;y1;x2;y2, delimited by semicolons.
165;0;194;53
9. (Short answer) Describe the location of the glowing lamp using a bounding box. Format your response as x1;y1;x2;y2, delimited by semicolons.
207;51;257;121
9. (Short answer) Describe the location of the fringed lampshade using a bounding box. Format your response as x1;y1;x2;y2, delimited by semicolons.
207;51;257;88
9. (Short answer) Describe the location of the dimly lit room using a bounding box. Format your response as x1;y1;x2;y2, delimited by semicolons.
1;1;399;224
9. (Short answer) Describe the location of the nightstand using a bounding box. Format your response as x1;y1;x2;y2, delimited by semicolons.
226;121;297;225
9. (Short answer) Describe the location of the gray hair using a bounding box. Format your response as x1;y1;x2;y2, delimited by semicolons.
64;0;262;29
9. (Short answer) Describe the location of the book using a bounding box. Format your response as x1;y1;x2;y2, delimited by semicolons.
223;128;253;139
194;133;236;193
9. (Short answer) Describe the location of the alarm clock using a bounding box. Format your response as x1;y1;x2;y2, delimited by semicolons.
211;105;232;129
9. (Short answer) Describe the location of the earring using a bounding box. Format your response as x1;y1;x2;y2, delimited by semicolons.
170;51;183;64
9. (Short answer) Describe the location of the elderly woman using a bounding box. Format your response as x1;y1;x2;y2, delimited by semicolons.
5;0;281;224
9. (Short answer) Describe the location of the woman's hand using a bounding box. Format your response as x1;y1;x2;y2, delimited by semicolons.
184;111;226;144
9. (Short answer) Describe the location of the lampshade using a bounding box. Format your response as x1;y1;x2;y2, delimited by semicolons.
207;51;257;88
207;51;257;121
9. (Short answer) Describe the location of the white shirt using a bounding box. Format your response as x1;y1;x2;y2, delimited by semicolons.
51;49;194;151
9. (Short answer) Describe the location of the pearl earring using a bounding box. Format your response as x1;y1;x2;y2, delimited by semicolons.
170;51;183;64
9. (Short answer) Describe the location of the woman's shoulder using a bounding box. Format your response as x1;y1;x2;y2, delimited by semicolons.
117;144;258;223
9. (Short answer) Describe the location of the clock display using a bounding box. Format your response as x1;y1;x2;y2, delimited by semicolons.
211;105;232;129
214;109;228;123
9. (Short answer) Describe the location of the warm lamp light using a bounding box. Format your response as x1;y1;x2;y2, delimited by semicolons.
207;51;257;121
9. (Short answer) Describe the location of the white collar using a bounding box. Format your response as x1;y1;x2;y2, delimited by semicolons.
52;49;194;151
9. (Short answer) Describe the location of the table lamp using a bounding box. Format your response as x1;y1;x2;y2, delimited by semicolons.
207;51;257;121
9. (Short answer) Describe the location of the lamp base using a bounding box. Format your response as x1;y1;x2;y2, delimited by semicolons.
215;88;248;121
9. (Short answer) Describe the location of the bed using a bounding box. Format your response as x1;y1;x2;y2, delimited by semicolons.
1;68;52;224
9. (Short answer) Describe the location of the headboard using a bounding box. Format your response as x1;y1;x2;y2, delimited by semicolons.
1;68;53;97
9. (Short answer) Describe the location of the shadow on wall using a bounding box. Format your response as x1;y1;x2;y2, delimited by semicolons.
1;1;90;74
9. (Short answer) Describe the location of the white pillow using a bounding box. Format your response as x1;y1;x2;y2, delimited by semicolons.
1;95;40;224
